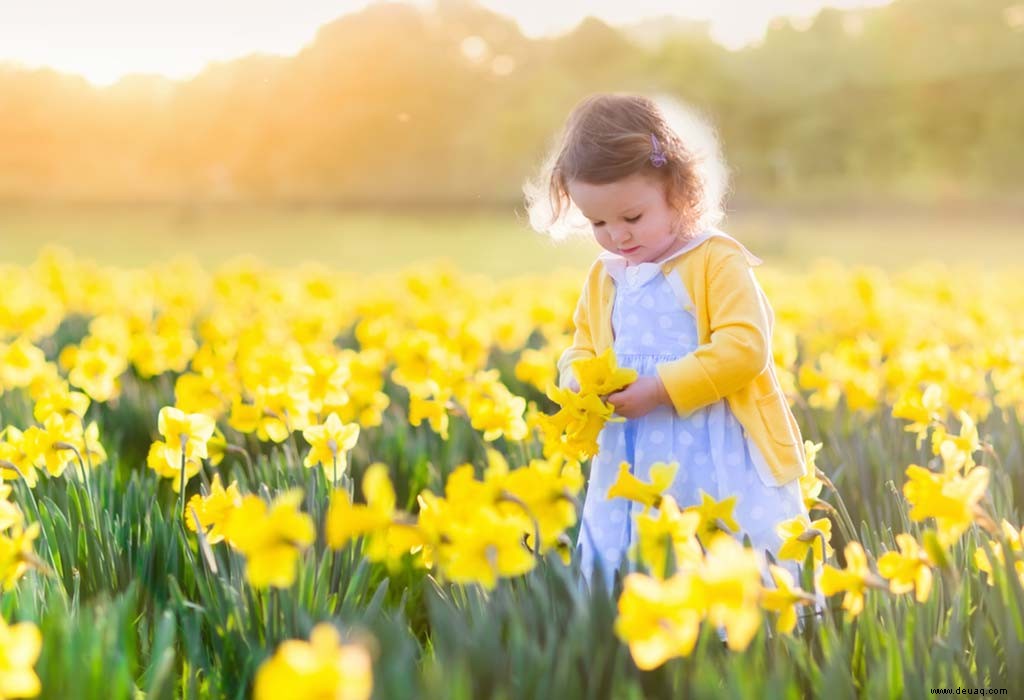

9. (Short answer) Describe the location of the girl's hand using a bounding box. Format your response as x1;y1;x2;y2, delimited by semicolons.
605;376;671;419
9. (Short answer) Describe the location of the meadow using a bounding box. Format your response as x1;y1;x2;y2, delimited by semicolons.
0;204;1023;698
2;201;1023;273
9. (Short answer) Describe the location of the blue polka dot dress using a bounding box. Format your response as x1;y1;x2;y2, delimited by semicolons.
574;252;810;597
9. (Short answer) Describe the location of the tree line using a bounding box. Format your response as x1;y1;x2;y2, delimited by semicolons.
0;0;1021;204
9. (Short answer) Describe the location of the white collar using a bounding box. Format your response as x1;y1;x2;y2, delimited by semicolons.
598;229;762;287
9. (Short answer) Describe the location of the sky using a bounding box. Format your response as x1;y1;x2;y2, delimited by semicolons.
0;0;892;86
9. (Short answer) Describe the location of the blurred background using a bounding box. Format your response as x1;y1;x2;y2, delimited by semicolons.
0;0;1021;275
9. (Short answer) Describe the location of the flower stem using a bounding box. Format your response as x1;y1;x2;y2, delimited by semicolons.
178;449;187;517
817;467;860;544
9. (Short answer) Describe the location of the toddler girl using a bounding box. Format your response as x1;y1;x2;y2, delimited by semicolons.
524;93;817;612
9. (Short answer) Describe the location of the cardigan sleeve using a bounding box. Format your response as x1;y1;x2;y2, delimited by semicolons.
556;275;597;389
654;244;771;417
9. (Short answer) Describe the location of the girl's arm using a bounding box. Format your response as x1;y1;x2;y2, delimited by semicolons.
556;277;597;389
655;243;771;417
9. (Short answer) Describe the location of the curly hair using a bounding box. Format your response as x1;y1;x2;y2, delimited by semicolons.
523;92;730;241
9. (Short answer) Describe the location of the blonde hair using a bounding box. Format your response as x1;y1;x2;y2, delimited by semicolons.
523;92;729;241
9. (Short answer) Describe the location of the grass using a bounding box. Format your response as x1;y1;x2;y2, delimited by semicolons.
5;378;1024;697
1;201;1022;275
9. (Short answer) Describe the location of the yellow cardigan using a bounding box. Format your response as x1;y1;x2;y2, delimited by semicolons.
557;231;807;487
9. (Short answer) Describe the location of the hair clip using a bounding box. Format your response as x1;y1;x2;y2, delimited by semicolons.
650;134;667;167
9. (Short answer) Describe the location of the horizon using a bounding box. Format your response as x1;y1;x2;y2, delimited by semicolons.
0;0;892;88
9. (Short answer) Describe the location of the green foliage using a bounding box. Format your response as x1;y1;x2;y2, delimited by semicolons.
5;356;1024;696
0;0;1021;203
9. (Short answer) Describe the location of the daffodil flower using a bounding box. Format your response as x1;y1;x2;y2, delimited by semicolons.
224;489;315;589
877;533;934;602
571;348;637;397
819;541;884;618
158;406;215;459
776;513;835;564
903;463;990;542
0;616;42;699
684;490;741;544
254;623;372;700
325;463;397;554
700;533;763;651
633;494;702;578
301;412;360;484
606;461;678;511
760;564;814;635
615;571;703;669
974;519;1024;588
185;473;243;545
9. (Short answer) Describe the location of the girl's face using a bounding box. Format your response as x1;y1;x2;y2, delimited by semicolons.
568;172;687;266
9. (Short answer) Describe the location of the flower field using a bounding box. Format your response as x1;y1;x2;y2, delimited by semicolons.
1;246;1023;697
